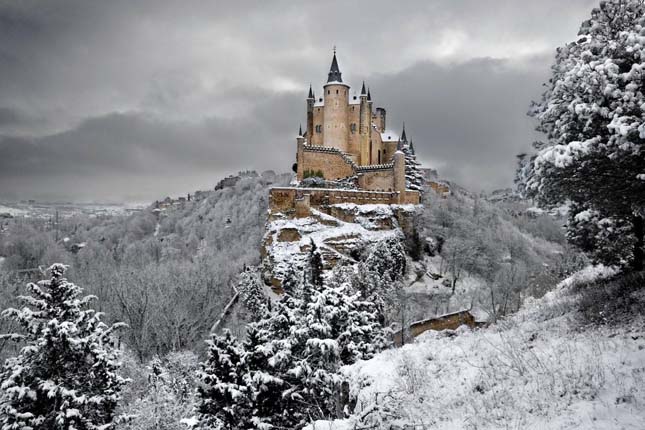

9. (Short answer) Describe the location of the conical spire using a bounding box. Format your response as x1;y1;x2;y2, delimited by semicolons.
367;87;371;101
397;138;403;151
409;140;415;154
327;48;342;83
401;122;407;143
361;81;367;95
308;83;314;99
298;124;303;137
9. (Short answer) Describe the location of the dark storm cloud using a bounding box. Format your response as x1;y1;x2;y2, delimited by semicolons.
0;0;599;201
369;56;548;190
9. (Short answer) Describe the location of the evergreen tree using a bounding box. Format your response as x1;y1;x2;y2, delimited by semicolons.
0;263;126;430
308;239;324;289
238;267;266;318
281;265;301;297
196;330;250;430
365;237;407;282
402;140;424;193
519;0;645;270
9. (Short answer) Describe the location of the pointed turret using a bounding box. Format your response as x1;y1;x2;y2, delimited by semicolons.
361;81;367;95
367;88;372;101
308;84;314;99
298;124;303;137
409;140;415;155
327;49;342;83
401;122;407;143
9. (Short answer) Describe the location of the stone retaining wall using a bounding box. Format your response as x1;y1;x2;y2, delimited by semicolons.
269;187;419;214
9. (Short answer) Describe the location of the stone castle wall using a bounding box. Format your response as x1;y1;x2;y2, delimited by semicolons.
269;187;419;214
357;167;395;191
298;146;355;181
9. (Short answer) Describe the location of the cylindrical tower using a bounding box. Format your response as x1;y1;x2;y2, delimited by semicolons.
323;82;349;152
322;51;349;152
393;150;406;203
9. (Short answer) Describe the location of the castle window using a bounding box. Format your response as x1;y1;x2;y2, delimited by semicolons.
378;150;381;164
336;89;339;94
327;90;330;95
350;123;357;134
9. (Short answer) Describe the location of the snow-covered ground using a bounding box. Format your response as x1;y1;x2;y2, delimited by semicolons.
307;265;645;430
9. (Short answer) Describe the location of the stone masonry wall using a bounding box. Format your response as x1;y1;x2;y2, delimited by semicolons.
300;148;355;181
357;169;395;191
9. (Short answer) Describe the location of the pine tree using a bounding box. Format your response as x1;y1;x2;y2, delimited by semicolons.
519;0;645;270
365;237;407;282
281;265;301;297
196;330;250;430
402;140;424;193
0;263;126;430
308;239;324;289
238;267;267;318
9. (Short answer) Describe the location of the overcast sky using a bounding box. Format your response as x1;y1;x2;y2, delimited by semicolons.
0;0;598;202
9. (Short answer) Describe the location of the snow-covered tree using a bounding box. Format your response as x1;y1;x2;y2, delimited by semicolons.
196;330;250;430
308;240;324;289
364;237;407;282
402;140;424;193
237;267;266;318
520;0;645;270
281;265;301;297
0;263;126;430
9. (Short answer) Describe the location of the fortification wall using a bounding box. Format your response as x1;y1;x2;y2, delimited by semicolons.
357;168;395;191
299;147;355;180
393;310;476;346
269;187;420;215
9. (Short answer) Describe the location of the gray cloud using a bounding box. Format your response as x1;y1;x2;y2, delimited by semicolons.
0;0;599;201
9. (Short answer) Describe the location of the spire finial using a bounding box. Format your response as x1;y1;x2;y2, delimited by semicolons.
327;48;342;83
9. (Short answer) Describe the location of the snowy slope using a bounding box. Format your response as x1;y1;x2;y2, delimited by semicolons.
306;265;645;430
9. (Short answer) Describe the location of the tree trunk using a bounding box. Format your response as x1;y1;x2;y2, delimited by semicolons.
633;214;644;271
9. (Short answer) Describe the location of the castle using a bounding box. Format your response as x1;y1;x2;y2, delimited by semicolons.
270;51;420;215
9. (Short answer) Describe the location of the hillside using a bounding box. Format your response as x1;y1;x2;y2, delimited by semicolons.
0;171;291;361
307;265;645;429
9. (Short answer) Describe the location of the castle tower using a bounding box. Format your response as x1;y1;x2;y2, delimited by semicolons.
359;81;371;166
323;50;350;153
393;150;406;203
306;84;315;144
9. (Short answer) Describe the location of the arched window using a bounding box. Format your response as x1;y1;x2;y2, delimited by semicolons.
336;89;339;94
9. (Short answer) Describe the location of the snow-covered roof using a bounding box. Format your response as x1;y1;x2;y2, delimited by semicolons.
314;98;324;107
324;80;350;87
349;95;361;105
381;130;400;141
